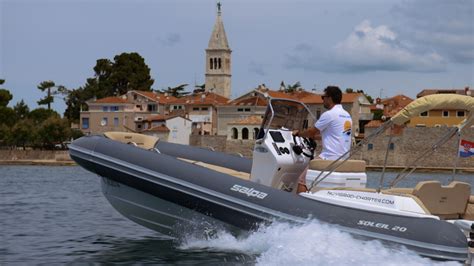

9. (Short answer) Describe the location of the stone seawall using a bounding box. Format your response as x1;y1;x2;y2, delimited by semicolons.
190;127;474;168
0;150;72;161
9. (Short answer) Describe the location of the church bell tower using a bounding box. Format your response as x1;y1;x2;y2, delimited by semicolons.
205;2;232;99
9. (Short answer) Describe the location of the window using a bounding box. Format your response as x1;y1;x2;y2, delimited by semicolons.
457;111;465;117
171;126;178;139
231;128;238;139
193;107;199;111
102;106;108;112
110;106;119;112
114;117;119;127
210;58;213;70
420;111;428;117
101;117;108;126
218;58;222;69
316;110;322;119
237;108;243;112
82;118;89;129
367;143;373;150
442;110;449;117
389;143;395;150
242;128;249;140
201;107;209;111
244;108;251;112
148;104;157;112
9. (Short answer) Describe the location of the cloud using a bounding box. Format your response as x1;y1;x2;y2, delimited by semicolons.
285;20;446;73
248;61;266;76
157;33;181;47
391;0;473;64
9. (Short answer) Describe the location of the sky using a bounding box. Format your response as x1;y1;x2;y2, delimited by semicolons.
1;0;473;114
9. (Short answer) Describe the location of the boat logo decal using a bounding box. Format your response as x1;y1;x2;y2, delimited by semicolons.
230;184;268;199
357;220;407;233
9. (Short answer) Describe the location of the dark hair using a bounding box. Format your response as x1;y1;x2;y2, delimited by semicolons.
324;86;342;104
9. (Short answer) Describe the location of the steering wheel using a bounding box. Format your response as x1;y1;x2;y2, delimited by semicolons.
292;134;317;159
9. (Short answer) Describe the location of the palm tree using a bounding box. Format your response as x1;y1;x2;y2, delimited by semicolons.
161;84;191;98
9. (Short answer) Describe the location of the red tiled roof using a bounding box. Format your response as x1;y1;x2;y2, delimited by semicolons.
132;90;178;104
380;94;413;117
228;115;263;125
300;93;362;104
145;114;191;122
229;95;268;106
168;92;230;106
91;96;128;104
143;124;170;132
145;115;167;122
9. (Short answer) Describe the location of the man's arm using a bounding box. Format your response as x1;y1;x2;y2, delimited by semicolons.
293;127;320;138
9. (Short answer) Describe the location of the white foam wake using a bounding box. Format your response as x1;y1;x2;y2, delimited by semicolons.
179;221;461;266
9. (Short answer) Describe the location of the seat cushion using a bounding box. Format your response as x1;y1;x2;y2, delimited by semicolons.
413;181;471;216
309;159;366;172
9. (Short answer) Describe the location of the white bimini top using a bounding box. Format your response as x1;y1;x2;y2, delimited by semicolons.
315;104;352;160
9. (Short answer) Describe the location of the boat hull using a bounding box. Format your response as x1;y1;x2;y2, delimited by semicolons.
69;136;469;261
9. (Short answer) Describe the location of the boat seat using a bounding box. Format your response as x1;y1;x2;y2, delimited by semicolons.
412;181;471;219
104;132;160;150
309;159;366;173
463;196;474;220
382;188;415;195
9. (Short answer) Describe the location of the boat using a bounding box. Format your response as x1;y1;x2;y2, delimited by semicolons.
69;94;474;263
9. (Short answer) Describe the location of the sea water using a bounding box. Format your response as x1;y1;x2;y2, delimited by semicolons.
1;165;470;264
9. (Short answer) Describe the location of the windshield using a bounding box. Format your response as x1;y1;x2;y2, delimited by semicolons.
257;99;313;139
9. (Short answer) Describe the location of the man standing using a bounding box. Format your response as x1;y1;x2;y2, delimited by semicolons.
294;86;352;159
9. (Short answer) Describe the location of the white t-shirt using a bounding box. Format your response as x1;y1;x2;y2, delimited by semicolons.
315;104;352;160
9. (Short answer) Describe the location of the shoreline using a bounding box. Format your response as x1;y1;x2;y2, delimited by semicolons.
1;160;473;173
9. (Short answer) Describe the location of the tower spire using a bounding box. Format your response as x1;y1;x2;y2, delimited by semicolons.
205;2;232;99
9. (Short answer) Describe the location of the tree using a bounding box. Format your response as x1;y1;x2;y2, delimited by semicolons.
63;52;155;121
108;52;154;95
37;81;67;110
36;116;70;149
193;84;205;94
345;88;354;93
373;109;384;120
14;100;30;120
284;81;302;93
0;106;16;127
0;79;13;107
160;84;190;97
10;119;34;149
28;108;60;125
0;124;11;147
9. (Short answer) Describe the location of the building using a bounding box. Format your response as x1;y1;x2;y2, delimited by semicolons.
408;88;471;127
167;91;229;135
217;85;314;137
227;115;263;140
370;94;413;120
205;3;232;99
142;114;192;144
80;90;176;135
